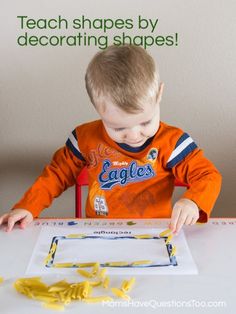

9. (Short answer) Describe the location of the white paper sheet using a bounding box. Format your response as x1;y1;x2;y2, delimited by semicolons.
26;226;198;275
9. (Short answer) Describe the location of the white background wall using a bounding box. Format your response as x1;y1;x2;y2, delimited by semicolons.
0;0;235;218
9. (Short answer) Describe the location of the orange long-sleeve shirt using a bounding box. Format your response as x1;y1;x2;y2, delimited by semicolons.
12;120;222;222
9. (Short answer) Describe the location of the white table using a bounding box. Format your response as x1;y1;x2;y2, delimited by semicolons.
0;218;235;314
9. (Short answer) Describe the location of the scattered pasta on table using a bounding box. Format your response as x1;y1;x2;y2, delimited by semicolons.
13;263;136;311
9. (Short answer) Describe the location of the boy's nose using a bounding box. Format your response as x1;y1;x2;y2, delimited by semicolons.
125;127;141;142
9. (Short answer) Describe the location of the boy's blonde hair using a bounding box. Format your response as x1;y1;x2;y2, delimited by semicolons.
85;45;160;113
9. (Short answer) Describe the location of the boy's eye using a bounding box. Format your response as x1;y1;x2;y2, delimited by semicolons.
141;120;151;126
114;128;125;132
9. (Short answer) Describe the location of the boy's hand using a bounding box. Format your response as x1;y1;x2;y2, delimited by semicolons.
169;198;199;234
0;209;33;232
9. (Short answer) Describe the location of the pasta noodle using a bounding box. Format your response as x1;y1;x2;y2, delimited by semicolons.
170;246;177;256
121;280;128;291
103;276;110;289
104;261;129;267
131;260;152;266
76;269;95;278
49;243;57;254
54;263;75;268
44;254;52;265
165;234;173;244
76;286;83;300
98;268;107;279
88;281;102;287
67;234;86;238
159;229;172;237
111;287;130;300
48;280;70;292
134;234;153;239
75;262;97;268
121;277;135;292
82;281;91;298
44;243;57;265
92;262;100;276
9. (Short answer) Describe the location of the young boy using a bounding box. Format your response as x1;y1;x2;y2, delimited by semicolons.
0;45;221;233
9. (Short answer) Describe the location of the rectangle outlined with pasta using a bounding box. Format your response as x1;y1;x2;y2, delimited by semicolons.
26;227;198;275
45;235;177;268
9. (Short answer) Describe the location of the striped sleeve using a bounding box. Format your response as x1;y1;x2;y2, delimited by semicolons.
66;129;86;162
166;133;198;169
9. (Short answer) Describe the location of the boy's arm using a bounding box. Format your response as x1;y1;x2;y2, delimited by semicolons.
171;148;222;223
12;144;86;218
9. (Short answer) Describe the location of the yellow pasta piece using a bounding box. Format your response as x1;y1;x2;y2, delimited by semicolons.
170;246;177;256
50;279;69;286
70;286;83;301
81;281;90;298
48;280;70;292
92;262;100;276
44;254;52;265
17;287;30;296
122;277;136;292
121;280;128;292
16;278;48;290
165;234;173;244
70;282;84;288
131;260;152;266
0;277;4;284
98;268;107;279
88;285;93;297
58;288;71;304
88;281;102;287
67;234;86;238
77;269;94;278
63;287;73;304
49;243;57;254
54;263;75;268
159;229;172;237
134;234;153;239
103;276;110;289
64;297;72;305
111;288;130;301
14;283;26;294
42;302;65;311
71;286;79;299
75;286;83;300
105;261;129;267
75;262;97;268
58;291;66;302
83;296;113;303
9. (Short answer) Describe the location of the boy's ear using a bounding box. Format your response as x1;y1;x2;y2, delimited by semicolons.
157;82;164;103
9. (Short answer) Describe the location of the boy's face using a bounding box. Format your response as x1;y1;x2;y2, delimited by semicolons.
96;83;164;148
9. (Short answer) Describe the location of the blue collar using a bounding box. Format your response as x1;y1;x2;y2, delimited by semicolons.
116;135;155;153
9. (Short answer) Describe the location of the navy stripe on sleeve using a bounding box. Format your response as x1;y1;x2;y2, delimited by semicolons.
66;129;86;162
166;133;197;168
